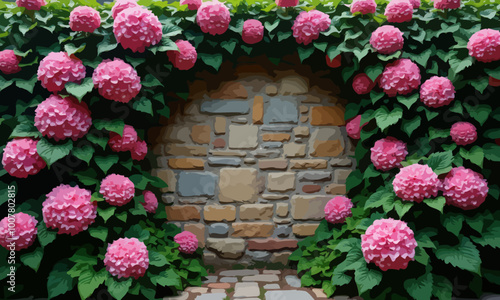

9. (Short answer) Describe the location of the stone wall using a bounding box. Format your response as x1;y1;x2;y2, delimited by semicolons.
151;58;355;267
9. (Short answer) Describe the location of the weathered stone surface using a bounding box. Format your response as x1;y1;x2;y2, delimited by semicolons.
250;149;280;158
232;222;274;237
219;270;259;276
163;125;191;143
297;171;332;182
214;117;226;135
302;95;321;103
264;284;281;290
292;223;320;237
211;82;248;99
262;133;291;142
168;158;205;170
246;250;272;261
219;168;259;203
267;172;295;192
206;238;246;259
276;203;289;217
290;159;328;169
302;185;321;193
164;291;190;300
209;150;247;157
309;128;344;157
178;197;209;205
185;223;206;247
219;277;238;283
310;106;345;126
262;194;289;200
293;126;310;137
262;142;282;149
300;105;309;114
283;143;306;158
165;144;207;156
300;115;308;123
259;159;288;170
203;276;218;283
153;169;176;193
191;125;211;144
165;205;201;221
208;223;230;237
269;251;292;264
242;274;279;282
247;238;298;251
240;204;274;220
161;195;175;204
265;291;314;300
200;100;250;114
244;158;257;164
330;157;354;167
253;96;264;125
285;275;301;288
234;282;260;298
212;138;225;149
260;124;294;132
208;157;241;167
204;205;236;222
228;125;258;149
265;85;278;96
264;97;299;124
178;172;217;197
335;169;352;184
186;287;209;294
273;217;292;224
278;76;308;95
325;183;347;195
291;196;331;220
274;225;292;238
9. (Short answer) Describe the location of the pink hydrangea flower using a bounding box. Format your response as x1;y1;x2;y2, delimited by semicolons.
180;0;202;10
2;138;46;178
37;52;86;93
70;6;101;33
370;137;408;171
451;122;477;146
42;184;97;235
104;237;149;279
197;0;231;36
112;0;138;18
141;191;158;213
174;231;199;254
100;174;135;206
361;218;417;271
350;0;377;14
420;76;455;108
0;212;38;251
292;10;331;45
346;115;367;140
131;139;147;161
326;54;342;68
35;95;92;142
113;6;162;53
324;196;353;224
467;29;500;63
409;0;420;8
16;0;46;10
370;25;404;54
167;40;197;71
242;19;264;45
276;0;299;7
385;0;413;23
434;0;460;9
379;58;421;97
443;167;488;210
353;73;376;95
108;125;138;152
393;164;440;202
92;58;142;103
0;50;22;75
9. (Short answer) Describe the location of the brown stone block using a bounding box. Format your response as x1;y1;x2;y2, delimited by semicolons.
310;106;345;126
168;158;205;170
211;82;248;99
153;169;176;193
165;144;207;156
326;183;347;195
232;222;274;238
252;96;264;125
311;140;344;157
258;159;288;170
247;238;298;251
292;223;320;237
214;117;226;135
166;206;201;221
240;204;274;220
276;203;289;218
191;125;211;145
262;133;291;142
219;168;259;203
184;223;206;247
290;159;328;169
204;205;236;222
212;138;226;149
302;185;321;193
290;195;331;220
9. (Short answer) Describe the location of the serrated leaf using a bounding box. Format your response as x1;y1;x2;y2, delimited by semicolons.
15;74;38;93
429;127;449;140
88;226;108;242
432;275;453;300
149;251;168;267
471;220;500;249
469;76;489;93
484;143;500;161
404;271;433;300
442;213;464;237
264;19;280;33
65;78;94;101
365;188;395;210
124;224;150;242
93;119;125;135
97;35;117;55
94;155;119;174
394;200;413;218
435;237;481;274
220;39;237;54
377;50;401;61
130;174;152;190
106;277;132;300
463;103;491;125
37;138;73;168
37;221;57;247
10;118;41;139
423;196;446;213
64;43;86;56
142;74;163;88
78;268;108;300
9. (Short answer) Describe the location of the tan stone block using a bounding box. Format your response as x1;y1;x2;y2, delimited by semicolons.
228;125;258;149
219;168;259;203
283;143;306;158
269;251;292;264
232;222;274;238
153;169;176;193
211;82;248;99
265;85;278;96
292;223;320;237
184;223;206;247
293;126;310;137
267;172;295;192
252;96;264;125
276;203;289;218
325;183;347;195
300;116;308;123
206;238;246;259
335;169;352;184
311;140;344;157
165;144;207;156
310;106;345;126
259;159;288;170
240;204;274;221
278;76;308;95
204;205;236;222
262;133;291;142
290;159;328;169
162;125;191;143
168;158;205;169
290;195;331;220
300;105;309;114
302;95;321;103
191;125;211;144
214;117;226;135
166;206;201;221
209;150;247;157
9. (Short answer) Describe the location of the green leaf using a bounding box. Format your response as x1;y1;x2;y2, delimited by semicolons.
432;275;453;300
93;119;125;135
426;151;453;175
442;213;464;237
88;226;108;242
133;97;153;116
72;144;95;165
397;93;419;110
423;196;446;213
429;127;449;140
459;146;484;168
277;31;292;42
20;247;44;271
130;174;151;190
106;277;132;300
47;262;75;299
220;39;237;54
463;103;492;126
377;50;401;61
97;35;118;55
365;188;395;210
449;56;473;74
435;237;481;274
64;43;86;56
484;143;500;161
116;211;127;223
10;118;41;139
155;269;182;288
162;22;183;37
158;37;178;52
86;133;108;150
402;116;421;137
199;53;223;71
298;47;315;63
374;106;403;131
471;220;500;249
404;271;433;300
331;273;352;287
449;101;463;115
365;63;383;82
149;251;168;267
94;155;119;174
0;76;14;92
469;76;489;94
124;224;150;242
15;74;38;93
354;264;382;295
78;268;108;300
37;138;73;167
484;129;500;139
313;42;328;52
37;221;57;247
264;19;280;33
65;78;94;101
415;228;437;249
97;206;116;223
394;200;413;218
74;168;99;186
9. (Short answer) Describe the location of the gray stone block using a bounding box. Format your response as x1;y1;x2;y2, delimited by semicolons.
201;100;249;114
178;172;218;197
208;223;230;237
297;171;332;182
261;125;294;132
208;157;241;166
265;291;314;300
262;142;283;149
264;97;298;124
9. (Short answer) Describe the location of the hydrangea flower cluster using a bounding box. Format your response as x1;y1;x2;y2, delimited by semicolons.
92;58;142;103
113;6;162;53
361;218;417;271
346;115;367;140
276;0;299;7
326;54;341;68
37;52;86;93
167;40;198;70
467;29;500;63
370;137;408;171
385;0;413;23
108;125;138;152
42;184;97;235
393;164;440;202
292;10;331;45
324;196;353;224
141;191;158;213
174;231;199;254
111;0;138;18
350;0;377;14
242;20;264;44
2;138;46;178
104;237;149;279
16;0;46;10
69;6;101;33
420;76;456;108
197;0;231;36
352;73;376;95
35;95;92;141
370;25;404;55
100;174;135;206
180;0;202;10
0;212;38;251
409;0;420;9
434;0;460;10
450;122;477;146
0;50;21;75
131;139;148;161
443;167;489;210
379;58;421;97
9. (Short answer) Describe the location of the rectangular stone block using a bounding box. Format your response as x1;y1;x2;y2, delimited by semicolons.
206;238;246;259
297;171;332;182
165;205;201;221
290;159;328;169
168;158;205;170
292;223;320;237
252;96;264;125
310;106;345;126
293;126;310;137
267;172;295;192
240;204;274;221
232;222;274;238
190;125;211;144
200;100;250;114
264;97;298;124
335;169;352;184
219;168;259;203
165;144;207;156
184;223;206;247
209;150;247;157
178;172;218;197
276;203;289;218
208;157;241;167
228;125;259;149
309;128;344;157
259;159;288;170
247;238;298;251
214;117;226;135
204;205;236;222
262;133;291;142
283;143;306;158
325;183;347;195
260;125;294;132
153;169;176;193
291;195;331;220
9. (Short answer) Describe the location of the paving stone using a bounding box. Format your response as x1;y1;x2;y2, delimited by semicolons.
208;283;231;289
195;293;227;300
204;205;236;222
262;142;283;149
297;171;332;182
164;291;189;300
310;106;345;126
191;125;211;144
210;289;226;293
208;157;241;167
178;172;218;197
262;194;289;200
253;96;264;124
203;276;218;284
234;282;260;298
186;287;209;294
261;125;294;132
220;277;238;283
206;238;246;259
291;196;331;220
165;206;201;221
201;100;250;114
208;223;230;237
285;275;301;288
264;97;299;124
263;284;281;290
242;274;279;282
262;133;291;142
263;270;281;275
265;291;314;300
267;172;295;192
219;168;259;203
214;117;226;135
283;143;306;158
312;288;328;298
219;270;259;277
240;204;274;221
229;125;259;149
232;222;274;238
259;159;288;170
168;158;205;170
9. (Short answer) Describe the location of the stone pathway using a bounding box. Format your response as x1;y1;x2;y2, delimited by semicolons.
164;269;338;300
